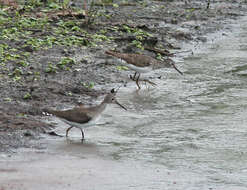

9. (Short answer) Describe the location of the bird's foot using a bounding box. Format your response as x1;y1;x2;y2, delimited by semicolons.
131;77;156;89
143;79;157;87
129;74;136;81
130;72;138;81
81;139;84;143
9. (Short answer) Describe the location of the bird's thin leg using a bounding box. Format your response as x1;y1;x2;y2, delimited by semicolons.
130;72;137;81
66;126;73;137
171;62;183;75
136;73;141;90
143;79;157;87
133;72;137;80
80;129;85;142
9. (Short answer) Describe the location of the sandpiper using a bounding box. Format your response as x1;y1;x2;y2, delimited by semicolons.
43;89;127;141
105;50;183;89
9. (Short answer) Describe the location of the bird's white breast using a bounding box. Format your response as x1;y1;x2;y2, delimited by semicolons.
126;63;151;73
61;115;100;129
118;59;152;73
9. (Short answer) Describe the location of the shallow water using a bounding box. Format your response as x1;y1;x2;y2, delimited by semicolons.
1;17;247;190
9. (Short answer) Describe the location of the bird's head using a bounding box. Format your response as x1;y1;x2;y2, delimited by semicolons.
103;88;127;110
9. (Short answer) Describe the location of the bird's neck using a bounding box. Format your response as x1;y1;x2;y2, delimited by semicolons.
96;101;108;115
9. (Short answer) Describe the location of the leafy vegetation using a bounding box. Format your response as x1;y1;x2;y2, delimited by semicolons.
82;81;95;89
23;92;31;100
0;0;156;84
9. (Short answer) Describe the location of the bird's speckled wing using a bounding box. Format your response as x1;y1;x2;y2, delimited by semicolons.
106;50;153;67
43;108;91;124
105;50;183;74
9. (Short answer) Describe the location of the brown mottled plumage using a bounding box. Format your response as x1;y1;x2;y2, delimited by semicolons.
106;50;157;67
105;50;183;89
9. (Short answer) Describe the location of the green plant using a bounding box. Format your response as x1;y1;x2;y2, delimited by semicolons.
17;61;29;67
45;63;57;73
23;92;31;100
116;65;128;71
13;75;21;82
82;82;94;89
113;3;119;8
92;34;110;42
16;113;27;117
131;40;144;50
49;2;61;9
156;53;162;60
67;91;73;96
62;0;71;9
9;68;23;77
57;57;75;70
3;97;12;102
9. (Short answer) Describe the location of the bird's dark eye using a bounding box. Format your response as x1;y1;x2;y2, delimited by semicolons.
112;98;114;101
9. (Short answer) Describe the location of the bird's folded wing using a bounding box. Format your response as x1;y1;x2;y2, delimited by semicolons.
44;108;91;124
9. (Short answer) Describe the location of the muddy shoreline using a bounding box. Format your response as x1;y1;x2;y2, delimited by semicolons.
0;0;247;152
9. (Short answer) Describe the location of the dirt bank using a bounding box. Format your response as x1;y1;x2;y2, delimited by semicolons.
0;0;247;152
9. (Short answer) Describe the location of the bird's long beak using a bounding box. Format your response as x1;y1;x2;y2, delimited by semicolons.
115;100;127;110
171;63;183;75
